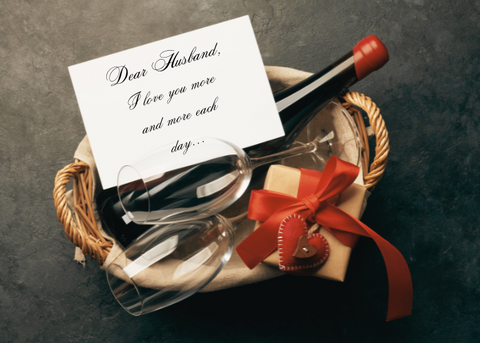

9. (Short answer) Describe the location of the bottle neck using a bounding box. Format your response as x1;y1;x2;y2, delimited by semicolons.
274;51;357;113
244;51;358;158
269;51;357;152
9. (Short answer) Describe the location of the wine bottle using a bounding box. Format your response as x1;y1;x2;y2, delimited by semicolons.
97;35;389;248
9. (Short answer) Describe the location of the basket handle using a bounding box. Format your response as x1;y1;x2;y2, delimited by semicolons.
342;91;390;191
53;160;112;265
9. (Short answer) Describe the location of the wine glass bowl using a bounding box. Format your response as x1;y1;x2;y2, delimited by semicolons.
283;101;361;172
106;214;235;316
307;101;361;168
117;138;252;225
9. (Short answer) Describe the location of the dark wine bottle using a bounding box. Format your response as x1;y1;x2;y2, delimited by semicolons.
97;35;389;248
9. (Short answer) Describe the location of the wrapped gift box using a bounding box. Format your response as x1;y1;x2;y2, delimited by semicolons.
254;164;367;281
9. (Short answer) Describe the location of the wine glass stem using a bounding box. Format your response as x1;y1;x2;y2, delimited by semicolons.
249;142;315;169
227;211;249;229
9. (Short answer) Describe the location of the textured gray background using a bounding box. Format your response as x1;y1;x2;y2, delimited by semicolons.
1;0;479;342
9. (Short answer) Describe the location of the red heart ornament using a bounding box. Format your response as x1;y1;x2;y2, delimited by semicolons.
278;214;329;272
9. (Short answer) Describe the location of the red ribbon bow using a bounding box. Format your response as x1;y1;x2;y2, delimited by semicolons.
236;157;413;321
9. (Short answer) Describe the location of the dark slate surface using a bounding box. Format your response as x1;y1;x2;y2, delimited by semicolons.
1;1;479;342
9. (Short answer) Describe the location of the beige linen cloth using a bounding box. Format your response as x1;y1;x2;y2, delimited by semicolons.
68;66;364;292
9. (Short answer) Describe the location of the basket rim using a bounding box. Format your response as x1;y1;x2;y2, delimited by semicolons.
53;91;389;265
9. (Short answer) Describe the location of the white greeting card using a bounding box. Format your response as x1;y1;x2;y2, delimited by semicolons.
69;16;283;189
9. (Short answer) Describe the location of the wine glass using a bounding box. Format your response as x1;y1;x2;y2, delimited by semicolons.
106;212;246;316
117;105;360;226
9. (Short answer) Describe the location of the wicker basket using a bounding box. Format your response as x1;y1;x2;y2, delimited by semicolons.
53;91;389;266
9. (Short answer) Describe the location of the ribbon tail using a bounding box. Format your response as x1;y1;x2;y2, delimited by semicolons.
316;204;413;321
367;227;413;321
236;226;278;269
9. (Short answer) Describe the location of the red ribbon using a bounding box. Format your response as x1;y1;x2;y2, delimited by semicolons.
236;157;413;321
